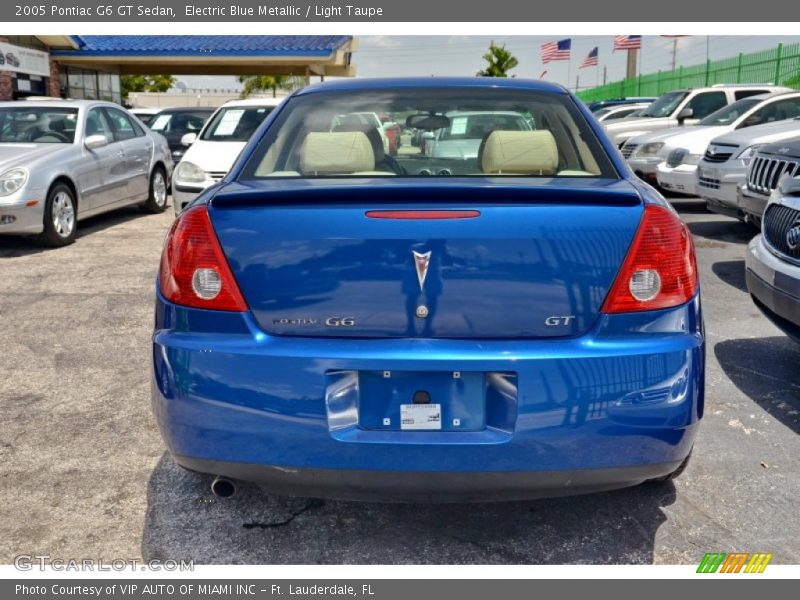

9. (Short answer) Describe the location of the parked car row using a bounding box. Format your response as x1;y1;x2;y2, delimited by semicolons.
605;85;800;227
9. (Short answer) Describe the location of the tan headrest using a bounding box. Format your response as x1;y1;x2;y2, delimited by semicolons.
481;130;558;175
300;132;375;175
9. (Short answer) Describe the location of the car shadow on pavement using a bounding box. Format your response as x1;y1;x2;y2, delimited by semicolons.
0;204;168;258
667;197;707;213
141;452;676;565
715;337;800;435
711;260;748;293
686;219;756;245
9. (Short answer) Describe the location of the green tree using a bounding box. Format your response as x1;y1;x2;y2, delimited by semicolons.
237;75;309;98
476;43;519;78
120;74;177;98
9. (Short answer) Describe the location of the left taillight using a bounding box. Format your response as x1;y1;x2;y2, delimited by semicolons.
158;205;248;311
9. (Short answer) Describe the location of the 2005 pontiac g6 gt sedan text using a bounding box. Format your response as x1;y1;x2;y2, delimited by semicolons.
152;78;704;502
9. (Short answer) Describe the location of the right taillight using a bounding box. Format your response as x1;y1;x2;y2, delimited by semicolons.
158;205;248;312
602;204;698;314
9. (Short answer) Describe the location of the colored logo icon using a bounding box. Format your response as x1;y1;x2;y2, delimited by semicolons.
697;552;773;573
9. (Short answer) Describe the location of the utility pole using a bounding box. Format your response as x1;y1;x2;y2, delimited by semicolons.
626;48;638;79
671;38;678;72
576;74;580;92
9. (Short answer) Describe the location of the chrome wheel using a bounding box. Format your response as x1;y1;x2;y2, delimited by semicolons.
152;170;167;207
52;191;75;238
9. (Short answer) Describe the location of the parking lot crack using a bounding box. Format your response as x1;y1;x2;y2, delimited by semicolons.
242;499;325;530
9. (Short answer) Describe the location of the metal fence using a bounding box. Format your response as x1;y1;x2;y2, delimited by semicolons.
577;42;800;102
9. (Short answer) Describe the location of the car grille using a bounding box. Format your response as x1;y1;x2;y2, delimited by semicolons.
703;145;736;163
747;155;800;195
697;176;721;190
666;148;686;168
207;171;227;182
621;144;638;159
763;203;800;261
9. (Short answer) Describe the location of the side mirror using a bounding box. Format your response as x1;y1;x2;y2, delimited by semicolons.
676;107;694;125
84;134;108;150
181;132;197;147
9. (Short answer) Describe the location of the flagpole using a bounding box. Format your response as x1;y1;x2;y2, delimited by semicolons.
567;58;571;91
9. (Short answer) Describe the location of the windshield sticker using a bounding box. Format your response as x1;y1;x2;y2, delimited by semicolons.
215;109;245;136
449;117;467;135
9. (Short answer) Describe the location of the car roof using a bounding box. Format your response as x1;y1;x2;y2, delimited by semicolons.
0;99;117;109
219;97;284;108
295;77;569;96
154;106;215;113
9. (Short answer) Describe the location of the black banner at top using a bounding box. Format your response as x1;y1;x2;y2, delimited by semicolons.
2;0;783;22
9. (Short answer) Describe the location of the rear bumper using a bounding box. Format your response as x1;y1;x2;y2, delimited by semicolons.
177;456;684;502
152;291;704;500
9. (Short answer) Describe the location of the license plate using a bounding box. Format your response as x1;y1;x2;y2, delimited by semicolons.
400;403;442;430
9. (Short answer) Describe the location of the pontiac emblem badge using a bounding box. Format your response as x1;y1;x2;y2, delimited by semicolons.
412;250;432;291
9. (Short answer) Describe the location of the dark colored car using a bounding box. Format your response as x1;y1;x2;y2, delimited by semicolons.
746;136;800;341
147;107;215;163
152;78;703;502
741;136;800;224
587;97;658;113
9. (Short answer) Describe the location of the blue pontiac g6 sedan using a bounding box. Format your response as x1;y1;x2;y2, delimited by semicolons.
152;78;704;502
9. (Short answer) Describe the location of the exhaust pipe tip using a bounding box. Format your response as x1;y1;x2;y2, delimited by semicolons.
211;476;236;498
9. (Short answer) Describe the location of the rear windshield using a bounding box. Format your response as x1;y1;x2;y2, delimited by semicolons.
201;105;276;142
240;88;617;179
0;107;78;143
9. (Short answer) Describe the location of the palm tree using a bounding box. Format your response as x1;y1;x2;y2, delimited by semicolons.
237;75;309;98
476;44;519;78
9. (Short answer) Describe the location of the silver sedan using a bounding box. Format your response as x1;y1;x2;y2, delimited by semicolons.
0;100;173;246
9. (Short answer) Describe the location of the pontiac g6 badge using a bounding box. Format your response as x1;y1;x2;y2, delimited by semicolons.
413;250;432;291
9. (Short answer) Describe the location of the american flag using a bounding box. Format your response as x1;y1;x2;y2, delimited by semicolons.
541;39;571;63
613;35;642;51
579;47;599;68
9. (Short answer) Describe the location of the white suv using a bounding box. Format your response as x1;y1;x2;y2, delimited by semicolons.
606;84;791;149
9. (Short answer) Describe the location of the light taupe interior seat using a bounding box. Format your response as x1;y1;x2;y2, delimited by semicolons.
480;130;558;175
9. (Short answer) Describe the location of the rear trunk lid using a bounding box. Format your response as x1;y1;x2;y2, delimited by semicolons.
209;178;643;339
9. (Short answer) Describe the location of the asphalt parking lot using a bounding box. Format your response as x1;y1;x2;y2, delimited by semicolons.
1;196;798;565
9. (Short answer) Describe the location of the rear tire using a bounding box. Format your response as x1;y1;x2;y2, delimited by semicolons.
37;183;77;247
647;449;692;484
141;166;168;214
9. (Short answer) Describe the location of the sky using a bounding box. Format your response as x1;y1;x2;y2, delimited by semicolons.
176;35;800;93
